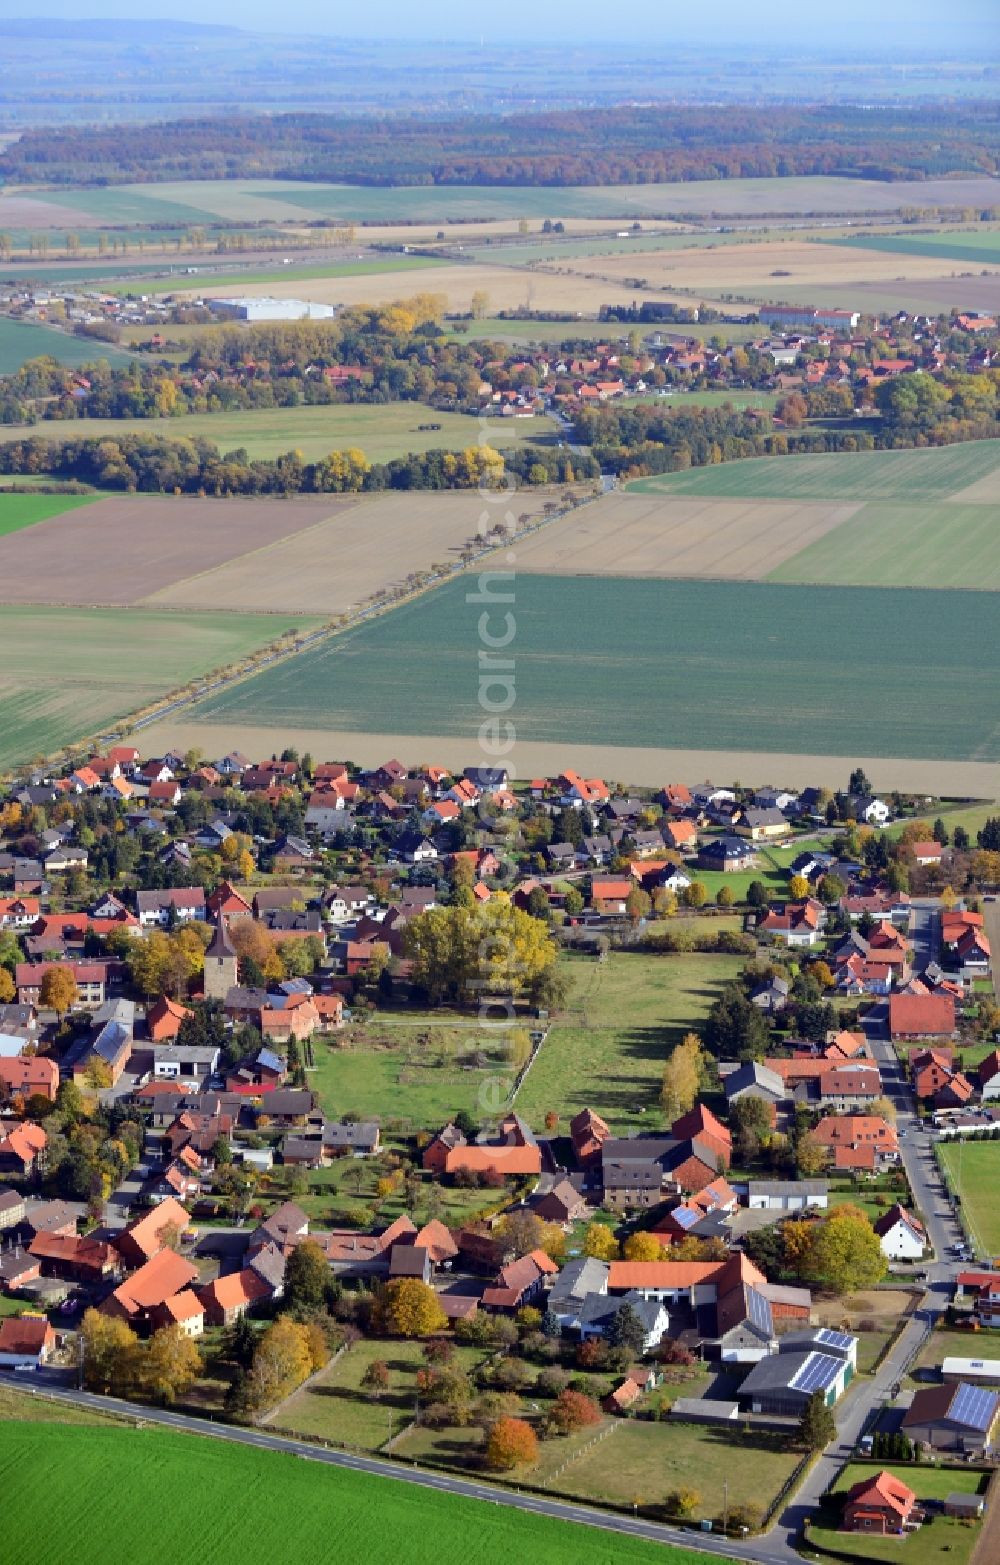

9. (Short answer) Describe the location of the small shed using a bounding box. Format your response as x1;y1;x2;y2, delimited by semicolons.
943;1493;984;1519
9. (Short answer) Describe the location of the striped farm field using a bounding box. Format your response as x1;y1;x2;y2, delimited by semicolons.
769;500;1000;589
185;574;1000;764
0;606;321;769
627;439;1000;501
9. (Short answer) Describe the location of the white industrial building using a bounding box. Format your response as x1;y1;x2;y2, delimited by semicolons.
207;297;338;322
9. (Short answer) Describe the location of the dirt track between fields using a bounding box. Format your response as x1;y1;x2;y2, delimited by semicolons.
131;719;1000;799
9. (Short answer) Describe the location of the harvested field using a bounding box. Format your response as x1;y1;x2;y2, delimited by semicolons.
0;494;351;606
141;490;564;615
628;440;1000;501
512;491;861;580
187;261;690;317
769;500;1000;590
757;276;1000;316
554;238;986;295
180;574;1000;763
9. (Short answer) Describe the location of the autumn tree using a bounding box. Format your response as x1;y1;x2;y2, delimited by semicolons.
361;1359;390;1400
666;1487;702;1518
403;898;558;1005
497;1209;545;1260
485;1416;538;1470
788;874;810;900
622;1232;665;1263
546;1388;601;1435
0;968;14;1004
241;1316;313;1412
80;1307;140;1395
140;1324;202;1405
660;1032;702;1121
39;965;78;1017
582;1222;619;1261
795;1134;828;1178
808;1212;886;1293
382;1278;447;1338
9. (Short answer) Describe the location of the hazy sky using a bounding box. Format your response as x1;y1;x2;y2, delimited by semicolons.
7;0;1000;48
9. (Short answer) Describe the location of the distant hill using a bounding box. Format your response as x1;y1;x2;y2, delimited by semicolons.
0;17;241;38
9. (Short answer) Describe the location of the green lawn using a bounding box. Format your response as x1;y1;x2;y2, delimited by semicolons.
186;573;1000;765
0;316;132;373
627;441;1000;501
886;802;997;842
516;949;746;1131
555;1421;800;1518
0;1385;121;1427
806;1462;988;1565
768;501;1000;591
0;605;322;769
4;402;557;465
113;254;453;296
275;1338;485;1450
0;492;95;537
0;1420;702;1565
938;1140;1000;1256
831;229;1000;266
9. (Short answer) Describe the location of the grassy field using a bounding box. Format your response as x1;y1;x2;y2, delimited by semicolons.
627;441;1000;501
275;1339;485;1449
909;1326;1000;1382
832;229;1000;266
113;254;453;296
0;1421;698;1565
623;390;779;412
554;1421;800;1516
0;492;96;538
4;403;557;465
806;1463;988;1565
516;950;745;1131
185;573;1000;764
0;606;322;769
768;501;1000;591
0;317;132;373
0;1385;121;1427
938;1140;1000;1256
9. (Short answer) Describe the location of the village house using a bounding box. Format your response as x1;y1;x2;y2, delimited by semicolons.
873;1204;927;1261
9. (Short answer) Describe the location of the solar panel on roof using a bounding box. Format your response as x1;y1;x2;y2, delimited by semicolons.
746;1285;773;1337
949;1382;999;1433
790;1353;841;1394
817;1329;854;1351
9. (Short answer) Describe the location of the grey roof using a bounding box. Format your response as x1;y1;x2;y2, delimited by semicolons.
740;1349;842;1398
575;1289;664;1334
549;1257;610;1306
779;1328;855;1358
322;1120;380;1149
724;1062;784;1100
205;912;236;960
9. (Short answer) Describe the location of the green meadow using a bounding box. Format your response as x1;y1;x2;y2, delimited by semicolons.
186;574;1000;763
0;492;96;538
769;500;1000;590
832;229;1000;266
0;317;132;373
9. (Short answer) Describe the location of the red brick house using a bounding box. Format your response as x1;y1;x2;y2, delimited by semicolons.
842;1470;917;1535
889;993;957;1041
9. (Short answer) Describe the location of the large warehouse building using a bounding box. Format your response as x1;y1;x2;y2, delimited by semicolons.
207;297;338;322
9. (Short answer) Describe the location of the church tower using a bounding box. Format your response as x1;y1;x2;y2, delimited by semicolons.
203;911;238;1002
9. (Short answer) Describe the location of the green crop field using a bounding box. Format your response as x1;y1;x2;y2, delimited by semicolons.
516;950;745;1131
0;403;557;465
0;1421;695;1565
623;390;779;412
0;492;96;538
113;254;453;296
938;1140;1000;1256
769;500;1000;590
0;606;322;769
627;440;1000;501
0;317;132;373
832;229;1000;266
186;573;1000;764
